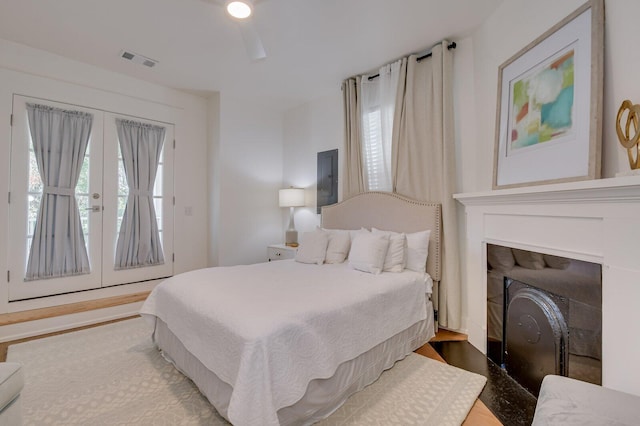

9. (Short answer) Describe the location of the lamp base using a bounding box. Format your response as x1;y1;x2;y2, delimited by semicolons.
285;229;298;246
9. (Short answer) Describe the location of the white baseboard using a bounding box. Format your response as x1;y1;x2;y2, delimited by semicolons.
0;301;144;343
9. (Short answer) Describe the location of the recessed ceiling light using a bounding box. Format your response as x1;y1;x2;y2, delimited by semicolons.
226;1;253;19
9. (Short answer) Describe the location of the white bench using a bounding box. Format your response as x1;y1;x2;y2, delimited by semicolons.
532;375;640;425
0;363;23;426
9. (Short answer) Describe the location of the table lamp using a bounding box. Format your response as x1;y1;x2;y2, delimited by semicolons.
279;188;305;246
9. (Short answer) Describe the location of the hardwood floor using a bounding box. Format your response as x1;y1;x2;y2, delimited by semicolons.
431;340;536;426
0;292;149;327
429;328;468;342
0;315;138;362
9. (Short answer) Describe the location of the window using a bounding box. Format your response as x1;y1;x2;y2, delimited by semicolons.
362;108;391;191
359;60;401;192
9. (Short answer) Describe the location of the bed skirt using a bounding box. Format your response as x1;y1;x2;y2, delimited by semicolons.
152;300;434;426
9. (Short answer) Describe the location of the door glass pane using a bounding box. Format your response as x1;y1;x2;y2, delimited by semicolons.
28;146;43;256
28;150;42;193
116;144;128;234
116;196;127;232
26;193;41;264
76;145;91;250
154;164;163;195
76;153;90;194
27;194;41;236
77;195;90;237
154;197;163;232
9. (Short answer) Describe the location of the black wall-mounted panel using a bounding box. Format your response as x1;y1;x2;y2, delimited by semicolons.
317;149;338;214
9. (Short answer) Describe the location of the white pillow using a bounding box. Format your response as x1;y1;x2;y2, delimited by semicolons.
405;230;431;273
371;228;406;272
324;230;351;264
348;232;390;275
323;227;369;242
295;230;329;265
349;228;370;240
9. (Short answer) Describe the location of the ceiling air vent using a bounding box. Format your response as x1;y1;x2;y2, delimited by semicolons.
119;50;158;68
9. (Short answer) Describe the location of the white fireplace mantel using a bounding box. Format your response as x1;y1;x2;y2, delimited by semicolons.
455;175;640;206
454;176;640;396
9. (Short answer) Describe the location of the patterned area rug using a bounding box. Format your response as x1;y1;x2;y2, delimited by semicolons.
8;317;486;425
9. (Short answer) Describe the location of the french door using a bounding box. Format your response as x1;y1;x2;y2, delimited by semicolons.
8;95;174;301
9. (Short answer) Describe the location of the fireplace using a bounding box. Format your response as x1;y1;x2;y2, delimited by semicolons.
486;244;602;395
454;177;640;397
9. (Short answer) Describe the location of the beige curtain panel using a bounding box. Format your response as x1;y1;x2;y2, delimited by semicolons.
341;41;461;329
392;42;461;329
342;78;365;198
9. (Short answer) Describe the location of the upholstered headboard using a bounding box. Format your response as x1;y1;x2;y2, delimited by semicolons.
320;192;442;283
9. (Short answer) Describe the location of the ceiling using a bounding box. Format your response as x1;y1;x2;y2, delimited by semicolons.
0;0;503;110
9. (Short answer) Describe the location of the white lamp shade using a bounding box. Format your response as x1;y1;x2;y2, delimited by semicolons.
279;188;305;207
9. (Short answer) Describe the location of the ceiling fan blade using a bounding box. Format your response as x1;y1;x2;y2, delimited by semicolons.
238;21;267;61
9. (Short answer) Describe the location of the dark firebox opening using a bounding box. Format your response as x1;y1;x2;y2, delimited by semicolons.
486;244;602;396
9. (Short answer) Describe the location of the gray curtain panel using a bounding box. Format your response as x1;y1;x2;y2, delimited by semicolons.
25;103;92;281
115;119;165;270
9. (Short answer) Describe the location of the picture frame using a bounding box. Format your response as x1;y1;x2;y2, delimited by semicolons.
493;0;604;189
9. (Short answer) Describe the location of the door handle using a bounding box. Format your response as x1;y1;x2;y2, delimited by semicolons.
85;206;102;212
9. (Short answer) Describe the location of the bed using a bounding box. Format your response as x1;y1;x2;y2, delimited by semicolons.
140;192;442;426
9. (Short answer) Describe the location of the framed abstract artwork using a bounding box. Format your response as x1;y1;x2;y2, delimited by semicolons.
493;0;604;189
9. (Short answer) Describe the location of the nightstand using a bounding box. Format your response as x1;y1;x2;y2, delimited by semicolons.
268;244;298;261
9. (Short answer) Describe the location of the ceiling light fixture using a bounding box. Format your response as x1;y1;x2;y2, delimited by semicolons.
226;0;253;19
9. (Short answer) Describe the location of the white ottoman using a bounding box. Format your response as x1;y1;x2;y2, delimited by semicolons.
0;362;24;426
532;375;640;426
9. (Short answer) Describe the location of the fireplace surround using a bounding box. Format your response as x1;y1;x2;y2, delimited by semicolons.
455;176;640;397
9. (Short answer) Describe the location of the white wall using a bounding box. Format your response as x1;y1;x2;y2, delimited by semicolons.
213;94;284;266
282;93;344;235
449;0;640;335
452;37;478;195
601;0;640;176
451;36;477;329
0;38;209;314
280;0;640;334
462;0;640;193
450;4;640;397
207;93;221;267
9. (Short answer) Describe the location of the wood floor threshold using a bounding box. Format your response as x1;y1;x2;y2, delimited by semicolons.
0;291;150;326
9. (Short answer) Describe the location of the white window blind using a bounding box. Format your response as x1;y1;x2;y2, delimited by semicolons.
360;60;401;192
362;108;390;191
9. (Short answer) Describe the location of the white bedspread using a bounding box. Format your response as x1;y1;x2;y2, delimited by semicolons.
140;260;430;426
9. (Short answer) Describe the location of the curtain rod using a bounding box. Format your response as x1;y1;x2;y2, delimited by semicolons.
367;41;456;81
